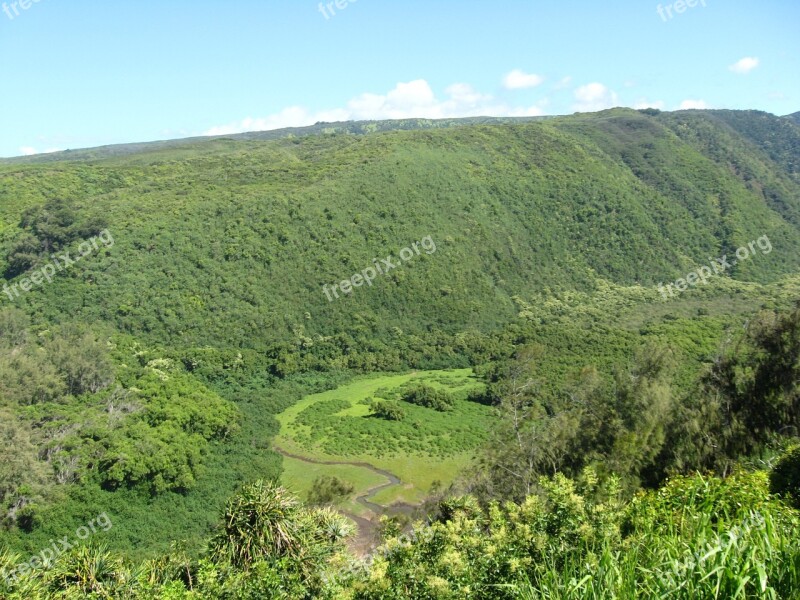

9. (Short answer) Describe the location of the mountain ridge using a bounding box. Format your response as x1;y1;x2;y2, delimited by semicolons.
0;115;552;163
2;108;800;351
5;108;797;163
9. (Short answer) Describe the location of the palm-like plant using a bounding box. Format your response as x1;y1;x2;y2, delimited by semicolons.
306;506;356;546
208;479;304;570
0;548;48;600
137;542;195;590
47;544;127;598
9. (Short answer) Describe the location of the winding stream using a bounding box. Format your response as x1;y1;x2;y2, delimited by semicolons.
274;446;410;513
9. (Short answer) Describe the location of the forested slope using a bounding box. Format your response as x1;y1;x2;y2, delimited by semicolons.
1;109;799;352
1;108;800;571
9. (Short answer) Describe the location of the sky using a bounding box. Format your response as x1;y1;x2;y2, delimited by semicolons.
0;0;798;158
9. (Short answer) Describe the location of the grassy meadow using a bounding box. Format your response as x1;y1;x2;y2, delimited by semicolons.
276;368;490;507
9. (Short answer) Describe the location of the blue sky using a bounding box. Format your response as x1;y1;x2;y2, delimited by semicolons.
0;0;797;157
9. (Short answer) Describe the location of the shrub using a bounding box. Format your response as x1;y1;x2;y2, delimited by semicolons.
208;480;303;568
370;399;406;421
307;476;355;505
770;444;800;507
401;384;454;412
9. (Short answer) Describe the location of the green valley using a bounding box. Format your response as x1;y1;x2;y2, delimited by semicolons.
276;369;489;510
1;108;800;598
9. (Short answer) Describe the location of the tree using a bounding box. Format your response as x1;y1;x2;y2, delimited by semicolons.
401;384;455;411
477;344;584;500
307;476;355;506
44;327;115;396
0;308;29;349
477;341;678;501
0;351;66;405
370;399;406;421
4;198;108;278
770;444;800;508
606;340;677;489
0;409;50;523
679;305;800;475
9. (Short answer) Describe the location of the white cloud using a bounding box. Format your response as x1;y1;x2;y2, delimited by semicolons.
348;79;440;119
445;83;491;106
204;79;549;136
679;99;708;109
204;107;349;136
573;83;619;112
553;76;572;90
729;57;759;74
503;69;544;90
16;147;63;156
633;100;665;110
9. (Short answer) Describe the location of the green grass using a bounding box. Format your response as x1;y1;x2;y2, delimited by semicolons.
276;369;491;506
280;456;387;518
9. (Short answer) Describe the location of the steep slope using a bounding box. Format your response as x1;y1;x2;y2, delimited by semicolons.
1;110;799;353
708;110;800;185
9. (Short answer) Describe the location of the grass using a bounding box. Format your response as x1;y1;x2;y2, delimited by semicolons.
280;456;387;518
275;368;491;507
511;510;800;599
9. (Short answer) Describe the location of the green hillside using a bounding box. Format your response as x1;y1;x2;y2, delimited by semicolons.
1;109;800;596
2;109;800;353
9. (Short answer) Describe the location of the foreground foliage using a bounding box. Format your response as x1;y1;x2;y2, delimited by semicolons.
0;469;797;599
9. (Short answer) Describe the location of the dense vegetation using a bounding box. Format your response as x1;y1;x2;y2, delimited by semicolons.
400;384;455;412
1;464;799;598
3;109;800;353
1;109;800;597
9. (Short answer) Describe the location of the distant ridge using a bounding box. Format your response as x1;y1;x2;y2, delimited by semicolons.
6;109;797;164
0;115;551;163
